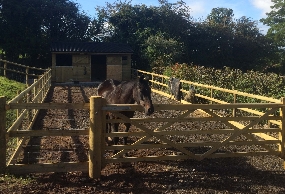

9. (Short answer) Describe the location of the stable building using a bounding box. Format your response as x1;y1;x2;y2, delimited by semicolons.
51;42;133;82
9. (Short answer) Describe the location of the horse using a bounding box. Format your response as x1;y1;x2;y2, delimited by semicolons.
184;85;196;104
168;77;183;101
97;78;121;141
97;75;154;147
97;79;121;98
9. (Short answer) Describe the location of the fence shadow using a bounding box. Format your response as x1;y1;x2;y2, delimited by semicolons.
20;86;56;164
97;156;285;193
25;156;285;193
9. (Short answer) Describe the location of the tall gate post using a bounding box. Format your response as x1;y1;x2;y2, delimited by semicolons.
3;62;7;78
89;96;105;179
280;97;285;168
25;67;29;85
0;97;6;174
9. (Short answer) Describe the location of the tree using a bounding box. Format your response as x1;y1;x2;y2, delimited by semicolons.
260;0;285;47
96;1;277;72
144;32;183;68
96;0;192;70
207;7;234;27
185;9;278;71
260;0;285;73
0;0;91;67
232;16;278;71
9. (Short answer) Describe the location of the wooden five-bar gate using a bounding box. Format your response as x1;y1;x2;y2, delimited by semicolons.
1;62;285;179
88;97;285;178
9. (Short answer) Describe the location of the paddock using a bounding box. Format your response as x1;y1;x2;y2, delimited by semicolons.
1;59;285;181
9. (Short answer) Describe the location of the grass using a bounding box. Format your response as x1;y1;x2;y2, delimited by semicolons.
0;76;26;101
0;174;34;191
0;76;33;188
0;76;26;128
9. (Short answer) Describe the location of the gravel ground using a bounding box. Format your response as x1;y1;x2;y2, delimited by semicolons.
1;83;285;194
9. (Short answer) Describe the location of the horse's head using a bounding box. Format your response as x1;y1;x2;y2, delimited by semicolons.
184;85;196;103
135;75;154;116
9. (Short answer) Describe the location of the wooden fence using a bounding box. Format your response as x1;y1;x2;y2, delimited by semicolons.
88;97;285;179
0;59;47;85
137;69;281;124
1;68;285;180
0;67;52;174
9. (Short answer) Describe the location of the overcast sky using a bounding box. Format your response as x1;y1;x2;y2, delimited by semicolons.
76;0;273;33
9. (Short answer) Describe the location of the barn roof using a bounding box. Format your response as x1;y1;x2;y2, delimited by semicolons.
51;42;133;53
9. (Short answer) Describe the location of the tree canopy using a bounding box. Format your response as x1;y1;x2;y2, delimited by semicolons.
0;0;280;73
261;0;285;47
260;0;285;72
0;0;91;67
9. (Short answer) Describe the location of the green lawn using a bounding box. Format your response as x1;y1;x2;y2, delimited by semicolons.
0;76;26;101
0;76;26;129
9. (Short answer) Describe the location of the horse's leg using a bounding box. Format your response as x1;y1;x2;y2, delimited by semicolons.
123;123;131;145
105;113;112;145
112;122;119;145
122;112;134;145
110;113;119;153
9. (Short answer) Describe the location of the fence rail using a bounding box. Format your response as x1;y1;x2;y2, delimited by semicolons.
0;59;47;85
1;67;285;180
136;69;279;102
87;97;285;179
137;69;282;127
0;67;51;174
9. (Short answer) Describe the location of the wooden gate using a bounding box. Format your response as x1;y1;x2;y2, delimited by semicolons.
1;64;285;179
88;97;285;179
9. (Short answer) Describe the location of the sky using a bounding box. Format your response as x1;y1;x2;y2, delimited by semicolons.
75;0;274;34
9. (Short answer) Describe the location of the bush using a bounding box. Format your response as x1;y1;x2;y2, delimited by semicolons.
153;63;285;102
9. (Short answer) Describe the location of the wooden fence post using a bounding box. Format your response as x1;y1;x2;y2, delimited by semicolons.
280;97;285;169
0;96;6;174
25;67;29;85
40;75;47;101
33;79;38;116
233;93;237;117
89;96;105;179
17;90;22;144
27;89;32;122
210;88;213;105
4;62;7;78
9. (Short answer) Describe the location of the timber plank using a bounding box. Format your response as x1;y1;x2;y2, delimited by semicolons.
8;102;90;110
105;151;280;163
7;162;88;174
8;129;89;137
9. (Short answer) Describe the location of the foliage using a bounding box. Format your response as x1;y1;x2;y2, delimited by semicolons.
158;63;285;103
0;174;33;190
207;7;234;26
97;2;278;71
260;0;285;73
0;0;92;67
144;32;183;68
0;76;26;128
100;2;275;71
96;0;191;70
0;0;280;73
261;0;285;47
185;8;278;72
0;77;26;101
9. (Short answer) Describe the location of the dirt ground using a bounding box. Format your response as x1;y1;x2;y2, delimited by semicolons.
1;83;285;194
